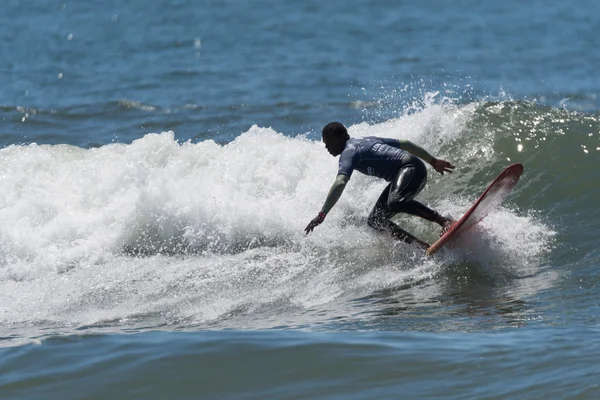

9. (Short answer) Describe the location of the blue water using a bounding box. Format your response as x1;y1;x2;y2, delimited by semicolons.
1;0;599;398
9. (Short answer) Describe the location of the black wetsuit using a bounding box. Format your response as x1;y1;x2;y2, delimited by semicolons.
337;137;440;240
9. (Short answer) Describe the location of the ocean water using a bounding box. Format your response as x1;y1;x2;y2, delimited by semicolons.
1;0;599;399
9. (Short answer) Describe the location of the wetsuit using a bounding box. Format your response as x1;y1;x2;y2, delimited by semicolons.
323;136;441;243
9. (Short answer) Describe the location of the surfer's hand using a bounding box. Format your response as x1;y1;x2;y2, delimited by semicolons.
304;212;326;234
431;158;455;175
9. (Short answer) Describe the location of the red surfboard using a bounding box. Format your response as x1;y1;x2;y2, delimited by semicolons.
426;163;524;256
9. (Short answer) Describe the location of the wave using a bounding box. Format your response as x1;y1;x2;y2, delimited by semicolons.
1;97;578;268
3;96;591;340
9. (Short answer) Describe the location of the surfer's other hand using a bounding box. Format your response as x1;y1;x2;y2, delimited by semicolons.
304;212;326;234
431;158;455;175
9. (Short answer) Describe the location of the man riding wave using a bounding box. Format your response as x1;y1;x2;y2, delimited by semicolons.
304;122;455;250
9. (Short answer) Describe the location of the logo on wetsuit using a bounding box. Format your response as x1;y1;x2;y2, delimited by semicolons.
367;143;384;176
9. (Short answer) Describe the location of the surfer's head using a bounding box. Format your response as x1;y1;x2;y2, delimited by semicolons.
322;122;349;156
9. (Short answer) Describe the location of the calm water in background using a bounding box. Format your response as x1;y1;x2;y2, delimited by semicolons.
1;0;600;399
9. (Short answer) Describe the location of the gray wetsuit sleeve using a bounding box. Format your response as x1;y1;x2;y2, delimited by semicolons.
378;138;434;163
337;146;358;177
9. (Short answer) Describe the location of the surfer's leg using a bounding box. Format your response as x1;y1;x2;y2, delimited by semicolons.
367;183;394;231
368;182;430;249
402;200;451;227
387;157;452;228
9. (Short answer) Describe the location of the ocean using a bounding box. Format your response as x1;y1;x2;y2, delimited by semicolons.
1;0;599;398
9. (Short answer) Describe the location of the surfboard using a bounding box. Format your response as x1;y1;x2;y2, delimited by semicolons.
426;163;524;256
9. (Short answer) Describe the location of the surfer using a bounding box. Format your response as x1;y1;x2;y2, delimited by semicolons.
304;122;455;250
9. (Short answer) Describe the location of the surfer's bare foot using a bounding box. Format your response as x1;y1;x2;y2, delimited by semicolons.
440;218;456;236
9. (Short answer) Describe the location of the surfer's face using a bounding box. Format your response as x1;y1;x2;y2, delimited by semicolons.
322;132;346;156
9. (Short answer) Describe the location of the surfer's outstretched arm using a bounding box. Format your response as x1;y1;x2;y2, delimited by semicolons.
304;174;350;234
386;139;435;163
380;138;456;175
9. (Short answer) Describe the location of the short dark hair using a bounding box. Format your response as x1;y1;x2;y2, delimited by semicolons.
322;122;350;140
